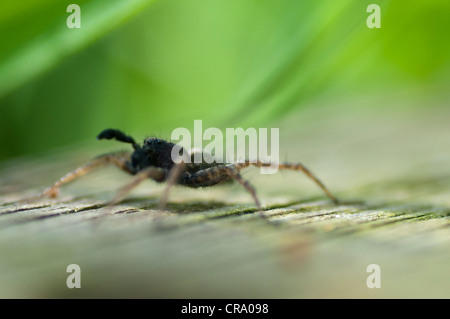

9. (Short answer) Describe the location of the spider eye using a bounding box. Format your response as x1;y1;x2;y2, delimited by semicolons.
145;137;159;145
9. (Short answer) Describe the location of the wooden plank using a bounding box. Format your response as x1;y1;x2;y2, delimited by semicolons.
1;99;449;298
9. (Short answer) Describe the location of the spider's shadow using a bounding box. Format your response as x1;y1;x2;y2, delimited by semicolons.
71;192;363;217
117;195;362;216
117;195;231;214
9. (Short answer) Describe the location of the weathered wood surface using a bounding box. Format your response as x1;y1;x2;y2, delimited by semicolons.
1;98;449;298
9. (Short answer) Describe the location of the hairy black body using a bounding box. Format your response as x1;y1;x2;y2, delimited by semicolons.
38;128;339;209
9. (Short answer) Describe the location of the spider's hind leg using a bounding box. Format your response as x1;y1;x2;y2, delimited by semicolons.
245;161;339;204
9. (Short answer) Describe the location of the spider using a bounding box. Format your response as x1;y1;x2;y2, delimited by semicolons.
37;128;339;209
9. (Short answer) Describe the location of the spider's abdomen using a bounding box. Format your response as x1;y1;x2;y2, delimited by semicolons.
178;164;233;188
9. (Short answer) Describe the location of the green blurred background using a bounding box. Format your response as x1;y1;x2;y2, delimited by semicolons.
0;0;449;162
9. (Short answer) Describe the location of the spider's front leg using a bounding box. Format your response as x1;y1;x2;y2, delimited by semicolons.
107;166;167;206
37;151;132;200
158;161;186;209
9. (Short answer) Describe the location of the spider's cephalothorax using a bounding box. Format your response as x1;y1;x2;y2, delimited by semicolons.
97;128;177;173
38;128;339;209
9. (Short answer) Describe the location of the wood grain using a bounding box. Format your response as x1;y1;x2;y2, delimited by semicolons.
1;97;449;298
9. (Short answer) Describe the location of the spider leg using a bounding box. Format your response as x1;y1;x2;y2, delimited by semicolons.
227;168;261;209
36;152;132;200
107;166;166;206
158;161;186;210
241;160;339;204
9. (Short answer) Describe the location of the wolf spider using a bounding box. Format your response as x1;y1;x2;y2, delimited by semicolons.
37;129;339;210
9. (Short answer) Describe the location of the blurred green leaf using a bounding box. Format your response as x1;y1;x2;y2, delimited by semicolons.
0;0;449;162
0;0;157;97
